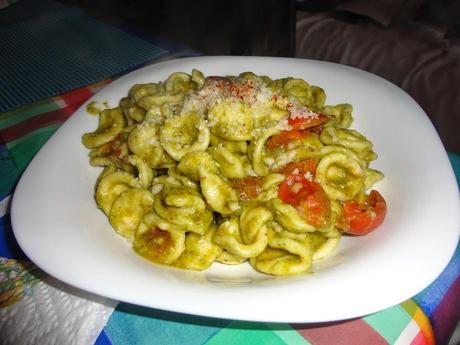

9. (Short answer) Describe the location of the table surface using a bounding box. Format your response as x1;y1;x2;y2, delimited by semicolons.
0;6;459;345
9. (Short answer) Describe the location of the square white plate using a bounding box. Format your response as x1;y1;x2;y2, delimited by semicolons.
12;56;460;323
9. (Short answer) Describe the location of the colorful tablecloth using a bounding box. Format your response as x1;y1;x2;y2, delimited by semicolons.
1;14;459;345
1;73;459;345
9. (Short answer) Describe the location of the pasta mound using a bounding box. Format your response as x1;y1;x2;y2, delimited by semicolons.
82;69;385;276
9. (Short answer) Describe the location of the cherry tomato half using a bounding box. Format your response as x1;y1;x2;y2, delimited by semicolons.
338;190;387;235
278;174;312;205
278;173;331;227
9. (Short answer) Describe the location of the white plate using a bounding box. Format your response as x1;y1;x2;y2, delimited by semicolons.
11;56;460;323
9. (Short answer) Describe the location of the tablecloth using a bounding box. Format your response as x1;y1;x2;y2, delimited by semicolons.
1;12;459;345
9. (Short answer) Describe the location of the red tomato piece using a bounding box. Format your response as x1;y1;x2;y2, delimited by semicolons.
297;183;331;228
278;174;313;205
274;159;317;177
232;176;264;201
278;173;331;227
266;129;309;150
338;190;387;235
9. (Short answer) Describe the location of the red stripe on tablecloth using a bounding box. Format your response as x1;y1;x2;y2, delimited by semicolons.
411;331;428;345
294;319;389;345
0;107;75;143
1;86;95;143
60;87;94;111
431;276;460;345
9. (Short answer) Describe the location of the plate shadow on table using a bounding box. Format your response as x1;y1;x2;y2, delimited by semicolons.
114;302;355;331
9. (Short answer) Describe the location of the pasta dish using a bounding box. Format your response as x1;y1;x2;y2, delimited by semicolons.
82;69;387;276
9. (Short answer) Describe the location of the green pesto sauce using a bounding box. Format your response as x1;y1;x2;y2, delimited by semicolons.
86;101;109;115
86;101;101;115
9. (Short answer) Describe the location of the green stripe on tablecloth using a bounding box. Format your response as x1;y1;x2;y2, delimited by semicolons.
204;321;308;345
105;303;229;345
267;323;312;345
363;304;411;344
0;98;60;130
6;125;59;172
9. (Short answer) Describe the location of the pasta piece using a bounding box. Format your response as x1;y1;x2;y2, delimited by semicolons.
177;151;219;181
320;127;374;158
82;107;126;149
191;69;205;89
152;183;213;235
177;150;240;215
88;134;134;173
208;146;252;179
95;171;136;215
120;97;146;123
215;250;246;265
266;198;316;233
283;78;326;108
156;151;177;169
96;165;117;184
239;204;273;254
165;72;196;93
137;93;184;113
134;212;186;265
323;104;353;128
109;189;154;239
313;237;341;261
127;122;165;168
164;167;199;191
89;133;129;160
249;125;282;176
174;225;222;270
364;168;385;190
200;172;240;215
129;83;163;102
126;155;154;189
272;144;368;172
315;152;366;201
160;112;210;161
209;132;248;154
253;173;285;202
213;204;272;258
207;99;253;140
250;229;313;276
253;105;289;129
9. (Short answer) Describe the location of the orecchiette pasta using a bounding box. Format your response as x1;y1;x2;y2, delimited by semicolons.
83;69;387;276
82;107;126;149
109;189;154;239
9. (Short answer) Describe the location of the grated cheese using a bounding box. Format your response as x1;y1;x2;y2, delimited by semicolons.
304;171;313;181
288;103;320;120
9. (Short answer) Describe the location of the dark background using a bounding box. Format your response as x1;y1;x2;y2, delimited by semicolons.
1;0;459;153
59;0;297;56
2;0;458;56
